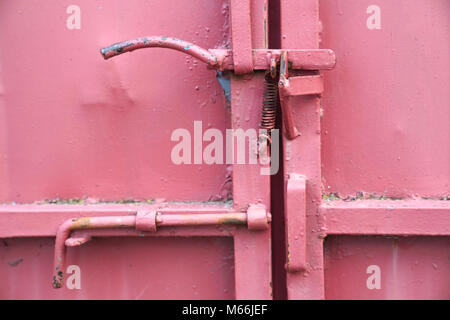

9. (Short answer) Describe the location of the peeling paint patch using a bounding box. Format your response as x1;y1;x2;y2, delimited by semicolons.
218;218;245;225
216;71;231;102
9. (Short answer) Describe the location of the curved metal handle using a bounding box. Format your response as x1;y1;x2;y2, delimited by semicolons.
100;36;219;68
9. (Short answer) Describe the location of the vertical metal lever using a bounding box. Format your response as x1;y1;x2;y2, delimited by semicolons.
278;51;324;139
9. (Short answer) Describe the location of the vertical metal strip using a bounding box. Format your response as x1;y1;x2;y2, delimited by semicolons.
230;0;254;74
0;53;7;200
250;0;269;49
231;0;272;299
231;75;272;299
280;0;325;299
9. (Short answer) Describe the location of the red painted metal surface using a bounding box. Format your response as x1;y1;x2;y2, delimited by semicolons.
0;0;231;203
316;0;450;300
1;237;236;299
275;0;449;300
0;0;448;300
322;200;450;236
320;0;449;198
280;0;327;300
325;236;450;300
284;174;307;272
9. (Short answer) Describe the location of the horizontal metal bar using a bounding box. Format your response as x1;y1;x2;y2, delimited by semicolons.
211;49;336;70
321;200;450;236
156;212;247;227
0;204;233;238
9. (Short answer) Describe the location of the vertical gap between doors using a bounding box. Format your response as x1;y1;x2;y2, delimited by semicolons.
268;0;287;300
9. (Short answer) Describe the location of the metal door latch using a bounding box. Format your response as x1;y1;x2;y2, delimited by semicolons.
52;204;270;288
100;36;335;73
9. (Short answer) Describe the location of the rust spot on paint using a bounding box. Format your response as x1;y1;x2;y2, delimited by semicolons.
71;217;91;229
100;41;134;57
218;218;245;225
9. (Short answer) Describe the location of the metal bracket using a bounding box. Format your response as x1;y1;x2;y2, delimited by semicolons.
230;0;253;74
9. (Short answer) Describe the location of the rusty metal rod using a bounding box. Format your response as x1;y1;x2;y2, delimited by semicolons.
100;37;336;72
52;216;135;288
156;212;247;227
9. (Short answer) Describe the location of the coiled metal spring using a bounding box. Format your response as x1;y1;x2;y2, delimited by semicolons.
260;72;279;132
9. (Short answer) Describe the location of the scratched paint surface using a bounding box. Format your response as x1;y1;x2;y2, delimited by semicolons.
324;236;450;299
0;0;231;203
320;0;449;198
0;237;235;299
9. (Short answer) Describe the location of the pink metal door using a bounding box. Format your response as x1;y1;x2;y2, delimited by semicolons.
278;0;449;299
0;0;448;300
0;0;275;299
